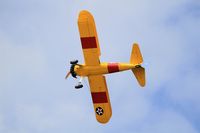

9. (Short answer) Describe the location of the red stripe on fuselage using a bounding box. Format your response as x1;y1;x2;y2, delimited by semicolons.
91;92;108;103
80;37;97;49
108;63;119;73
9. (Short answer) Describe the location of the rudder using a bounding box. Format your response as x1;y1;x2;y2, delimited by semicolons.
130;43;143;65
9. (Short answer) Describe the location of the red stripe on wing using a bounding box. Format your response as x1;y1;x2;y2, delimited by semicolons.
91;92;108;103
80;37;97;49
108;63;119;73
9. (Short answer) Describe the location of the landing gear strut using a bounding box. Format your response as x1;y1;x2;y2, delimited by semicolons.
75;77;83;89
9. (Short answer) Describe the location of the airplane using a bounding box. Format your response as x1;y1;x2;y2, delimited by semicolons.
65;10;146;124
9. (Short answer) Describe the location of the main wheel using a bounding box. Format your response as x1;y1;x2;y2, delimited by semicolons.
75;84;83;89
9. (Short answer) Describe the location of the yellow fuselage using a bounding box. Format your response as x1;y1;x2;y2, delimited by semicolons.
74;62;136;76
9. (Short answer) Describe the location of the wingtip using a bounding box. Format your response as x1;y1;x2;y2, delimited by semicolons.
79;10;91;15
78;10;93;20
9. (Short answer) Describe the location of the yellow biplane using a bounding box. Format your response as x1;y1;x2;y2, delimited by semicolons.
66;10;146;124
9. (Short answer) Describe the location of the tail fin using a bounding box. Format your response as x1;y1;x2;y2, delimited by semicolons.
130;43;146;87
130;43;143;65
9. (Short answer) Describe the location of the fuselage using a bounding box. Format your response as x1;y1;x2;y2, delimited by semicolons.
74;62;137;77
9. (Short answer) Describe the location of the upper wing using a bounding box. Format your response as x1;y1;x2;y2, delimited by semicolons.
78;10;101;66
88;75;112;123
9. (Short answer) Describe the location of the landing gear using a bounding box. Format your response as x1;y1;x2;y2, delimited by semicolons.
75;77;83;89
70;60;78;64
75;82;83;89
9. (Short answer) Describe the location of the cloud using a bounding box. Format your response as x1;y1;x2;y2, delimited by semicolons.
0;33;48;87
138;110;198;133
0;114;5;132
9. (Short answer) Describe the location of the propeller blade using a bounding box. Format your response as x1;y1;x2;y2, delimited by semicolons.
65;71;71;79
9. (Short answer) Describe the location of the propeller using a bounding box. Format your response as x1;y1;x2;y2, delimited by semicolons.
65;71;71;79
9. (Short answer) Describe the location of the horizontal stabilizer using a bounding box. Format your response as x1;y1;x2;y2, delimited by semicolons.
131;66;145;87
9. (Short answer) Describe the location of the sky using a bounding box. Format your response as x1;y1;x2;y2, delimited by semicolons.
1;0;200;132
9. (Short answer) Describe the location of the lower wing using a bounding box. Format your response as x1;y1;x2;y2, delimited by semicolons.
88;75;112;123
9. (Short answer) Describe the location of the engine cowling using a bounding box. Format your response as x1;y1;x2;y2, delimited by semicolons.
70;64;77;78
